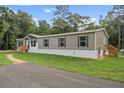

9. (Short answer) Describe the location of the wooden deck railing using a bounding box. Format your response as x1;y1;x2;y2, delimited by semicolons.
17;45;29;52
103;44;118;56
108;44;118;56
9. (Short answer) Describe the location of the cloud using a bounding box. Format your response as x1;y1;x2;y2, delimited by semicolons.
51;8;56;11
44;7;52;13
44;7;55;13
44;9;51;13
32;17;38;22
9;8;17;14
91;18;96;22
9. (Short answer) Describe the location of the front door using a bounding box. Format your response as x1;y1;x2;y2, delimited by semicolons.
29;39;38;50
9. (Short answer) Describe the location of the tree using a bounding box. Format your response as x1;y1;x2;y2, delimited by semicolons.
68;13;97;31
99;5;124;48
0;20;9;49
52;17;74;34
38;20;50;35
53;5;70;33
113;5;124;49
0;6;18;49
54;5;69;21
0;6;37;49
16;10;36;38
68;13;82;31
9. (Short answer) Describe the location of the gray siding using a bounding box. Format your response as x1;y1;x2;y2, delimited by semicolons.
16;39;25;47
38;32;95;50
95;30;108;50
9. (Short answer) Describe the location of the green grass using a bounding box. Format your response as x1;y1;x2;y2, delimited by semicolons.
0;52;11;65
119;53;124;56
13;52;124;82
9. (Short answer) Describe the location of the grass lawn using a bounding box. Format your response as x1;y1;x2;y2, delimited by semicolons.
0;52;11;65
13;52;124;82
119;53;124;56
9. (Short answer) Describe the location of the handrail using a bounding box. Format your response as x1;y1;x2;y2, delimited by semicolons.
17;45;29;52
102;44;118;56
108;44;118;56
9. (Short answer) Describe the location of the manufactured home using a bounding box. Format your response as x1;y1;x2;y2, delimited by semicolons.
16;28;109;59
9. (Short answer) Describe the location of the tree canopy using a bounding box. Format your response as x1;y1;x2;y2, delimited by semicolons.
99;5;124;48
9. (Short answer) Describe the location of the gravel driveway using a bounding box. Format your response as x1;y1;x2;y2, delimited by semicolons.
0;63;124;88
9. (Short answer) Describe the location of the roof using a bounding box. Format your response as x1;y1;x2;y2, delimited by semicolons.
16;38;24;41
24;34;42;38
17;28;109;40
16;34;41;41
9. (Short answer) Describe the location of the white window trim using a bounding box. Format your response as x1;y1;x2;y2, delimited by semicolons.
30;39;37;47
18;41;23;46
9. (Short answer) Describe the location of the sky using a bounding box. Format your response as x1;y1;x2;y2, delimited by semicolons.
3;5;113;25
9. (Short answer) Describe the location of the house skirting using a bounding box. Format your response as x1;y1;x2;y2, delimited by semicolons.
28;49;103;59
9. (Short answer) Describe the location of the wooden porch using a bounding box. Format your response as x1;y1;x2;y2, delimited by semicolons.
17;45;29;52
103;44;118;57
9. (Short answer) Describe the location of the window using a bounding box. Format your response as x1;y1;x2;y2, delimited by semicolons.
78;36;88;47
43;39;49;47
34;40;36;47
31;41;33;47
18;41;23;46
31;39;37;47
58;37;66;47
